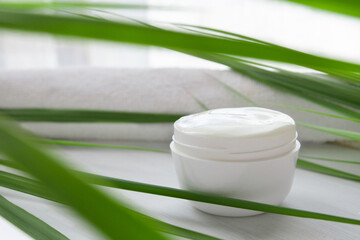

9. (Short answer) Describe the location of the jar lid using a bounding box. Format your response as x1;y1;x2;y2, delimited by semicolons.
174;107;297;153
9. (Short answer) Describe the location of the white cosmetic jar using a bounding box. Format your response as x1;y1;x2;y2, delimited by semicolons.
170;107;300;217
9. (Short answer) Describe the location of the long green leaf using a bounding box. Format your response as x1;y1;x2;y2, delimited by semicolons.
2;155;360;226
0;2;150;10
206;74;260;107
89;16;360;120
78;172;360;225
176;24;360;84
300;155;360;165
0;108;182;123
284;0;360;18
0;1;174;11
171;25;360;114
36;138;169;153
214;56;360;110
0;169;219;240
158;222;219;240
190;52;360;120
0;2;147;10
182;88;209;111
274;104;360;123
0;11;359;125
0;11;359;73
4;59;359;125
0;116;166;240
206;69;360;124
0;168;51;201
1;166;360;226
297;122;360;141
0;194;68;240
0;13;359;123
297;159;360;182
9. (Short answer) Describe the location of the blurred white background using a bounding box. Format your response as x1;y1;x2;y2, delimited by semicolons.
0;0;359;69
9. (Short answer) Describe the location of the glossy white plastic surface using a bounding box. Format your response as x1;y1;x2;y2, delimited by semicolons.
171;141;300;217
171;107;300;217
172;136;297;161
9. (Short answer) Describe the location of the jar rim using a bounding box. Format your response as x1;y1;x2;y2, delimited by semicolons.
170;140;301;163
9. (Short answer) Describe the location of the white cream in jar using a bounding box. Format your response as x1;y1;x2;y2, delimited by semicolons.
170;107;300;217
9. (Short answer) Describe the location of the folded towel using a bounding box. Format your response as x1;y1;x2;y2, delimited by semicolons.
0;67;357;142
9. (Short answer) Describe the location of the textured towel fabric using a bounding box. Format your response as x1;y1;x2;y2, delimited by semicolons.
0;67;357;142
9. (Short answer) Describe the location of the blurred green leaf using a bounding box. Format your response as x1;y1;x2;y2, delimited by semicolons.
175;24;360;84
0;116;167;240
1;161;360;226
190;53;360;120
0;2;149;10
0;169;219;240
0;194;68;240
0;11;359;73
0;108;182;123
283;0;360;18
117;19;360;121
0;13;358;125
0;3;358;238
36;138;169;153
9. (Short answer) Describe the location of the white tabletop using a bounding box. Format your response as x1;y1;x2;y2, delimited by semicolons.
1;141;360;240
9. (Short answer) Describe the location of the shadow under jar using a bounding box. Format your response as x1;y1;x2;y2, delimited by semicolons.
170;107;300;217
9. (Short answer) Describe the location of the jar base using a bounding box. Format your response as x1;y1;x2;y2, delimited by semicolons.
191;201;264;217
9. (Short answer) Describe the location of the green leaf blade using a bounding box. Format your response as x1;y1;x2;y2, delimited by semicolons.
300;155;360;165
0;2;149;10
297;122;360;141
0;116;167;240
36;138;169;153
82;172;360;225
0;11;359;73
0;108;182;123
1;158;360;228
0;169;219;240
297;159;360;182
0;194;68;240
284;0;360;18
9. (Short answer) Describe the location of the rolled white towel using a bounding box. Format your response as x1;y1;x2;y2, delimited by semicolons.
0;67;357;142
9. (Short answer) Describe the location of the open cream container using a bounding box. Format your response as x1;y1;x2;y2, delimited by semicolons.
170;107;300;217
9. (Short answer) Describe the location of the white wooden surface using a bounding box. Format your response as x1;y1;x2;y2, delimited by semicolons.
1;141;360;240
